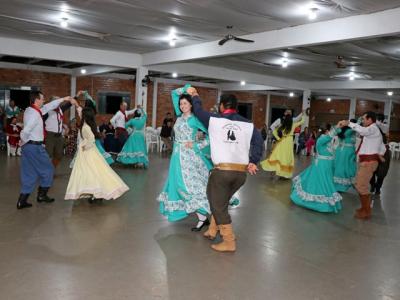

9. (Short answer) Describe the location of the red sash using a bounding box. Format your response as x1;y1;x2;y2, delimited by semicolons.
120;110;128;122
222;109;237;115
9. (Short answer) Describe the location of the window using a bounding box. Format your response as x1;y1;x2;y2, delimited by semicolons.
97;92;131;114
237;103;253;120
10;89;31;110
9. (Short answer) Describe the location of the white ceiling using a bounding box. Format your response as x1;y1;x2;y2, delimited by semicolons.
1;0;400;52
196;35;400;81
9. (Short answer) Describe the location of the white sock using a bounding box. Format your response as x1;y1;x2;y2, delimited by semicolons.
195;213;207;228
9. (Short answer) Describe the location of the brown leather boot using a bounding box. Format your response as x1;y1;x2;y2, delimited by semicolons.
354;194;371;219
211;224;236;252
203;215;218;240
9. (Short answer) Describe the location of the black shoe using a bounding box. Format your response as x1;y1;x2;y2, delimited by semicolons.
191;219;210;232
370;186;375;193
17;193;32;209
88;197;95;204
375;189;381;195
37;187;55;203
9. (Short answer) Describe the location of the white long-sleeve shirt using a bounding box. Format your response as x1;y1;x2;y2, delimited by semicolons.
45;108;64;134
348;122;386;155
270;113;302;131
110;109;136;129
20;99;64;143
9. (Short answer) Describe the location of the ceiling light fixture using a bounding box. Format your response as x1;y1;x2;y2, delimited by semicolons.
172;72;178;78
80;69;86;74
240;80;246;86
327;97;332;102
289;92;294;97
169;39;176;47
308;7;318;20
283;52;289;58
61;3;69;12
281;59;289;68
168;28;178;47
60;18;68;28
387;91;394;96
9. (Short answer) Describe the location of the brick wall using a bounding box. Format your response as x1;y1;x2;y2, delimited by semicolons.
229;92;268;129
355;99;385;117
0;68;71;99
309;99;350;128
154;83;218;128
76;76;136;124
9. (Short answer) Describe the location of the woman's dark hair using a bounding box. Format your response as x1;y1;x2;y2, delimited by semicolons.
277;114;293;138
219;94;238;110
321;123;332;134
80;107;101;139
338;126;350;139
179;94;193;113
133;110;141;118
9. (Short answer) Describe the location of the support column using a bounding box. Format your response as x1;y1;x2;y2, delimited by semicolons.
70;76;76;120
302;90;311;128
135;67;149;111
349;97;356;119
265;93;271;126
152;79;158;128
384;99;392;128
217;89;222;104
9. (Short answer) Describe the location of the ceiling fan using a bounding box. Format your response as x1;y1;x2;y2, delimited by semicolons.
334;55;360;68
218;26;254;46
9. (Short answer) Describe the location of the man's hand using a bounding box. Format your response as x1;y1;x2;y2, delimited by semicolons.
186;87;198;97
247;163;258;175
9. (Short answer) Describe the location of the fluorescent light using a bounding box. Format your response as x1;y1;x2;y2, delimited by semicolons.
282;59;288;68
80;69;86;74
308;8;318;20
61;3;69;12
283;52;289;58
349;76;355;81
240;81;246;86
169;39;176;47
327;97;332;102
289;92;294;97
172;72;178;78
387;91;393;96
60;19;68;28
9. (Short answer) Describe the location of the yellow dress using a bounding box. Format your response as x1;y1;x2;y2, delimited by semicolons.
65;123;129;200
261;118;304;178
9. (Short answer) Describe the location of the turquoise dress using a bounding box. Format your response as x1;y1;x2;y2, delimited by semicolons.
333;129;356;192
95;140;114;165
116;109;149;167
158;86;238;222
290;129;342;213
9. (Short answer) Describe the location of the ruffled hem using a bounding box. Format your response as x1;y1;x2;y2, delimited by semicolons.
333;176;355;186
157;191;210;214
261;159;294;178
292;175;342;206
65;185;129;201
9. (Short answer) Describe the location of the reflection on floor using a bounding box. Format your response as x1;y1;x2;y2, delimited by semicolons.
0;153;399;300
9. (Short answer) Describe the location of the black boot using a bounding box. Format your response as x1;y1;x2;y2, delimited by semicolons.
17;193;32;209
37;187;55;203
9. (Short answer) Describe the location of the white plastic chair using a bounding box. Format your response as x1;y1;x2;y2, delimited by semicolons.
6;136;10;156
388;142;397;159
393;142;400;160
146;129;159;152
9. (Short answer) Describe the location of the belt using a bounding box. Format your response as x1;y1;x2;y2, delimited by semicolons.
359;154;380;162
214;163;247;172
27;141;43;145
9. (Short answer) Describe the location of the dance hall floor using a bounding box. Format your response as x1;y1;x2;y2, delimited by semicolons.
0;153;399;300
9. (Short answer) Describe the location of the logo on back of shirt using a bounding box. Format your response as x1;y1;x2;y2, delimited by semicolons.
223;123;240;144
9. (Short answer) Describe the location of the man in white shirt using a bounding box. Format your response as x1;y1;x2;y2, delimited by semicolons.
17;91;74;209
370;114;391;195
341;111;386;219
44;91;83;168
110;101;136;151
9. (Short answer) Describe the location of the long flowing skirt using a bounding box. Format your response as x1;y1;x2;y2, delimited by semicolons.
158;144;210;221
65;145;129;200
333;146;356;192
291;158;342;213
117;132;149;167
261;135;295;178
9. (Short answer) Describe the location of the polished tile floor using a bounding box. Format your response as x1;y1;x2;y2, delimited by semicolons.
0;152;399;300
